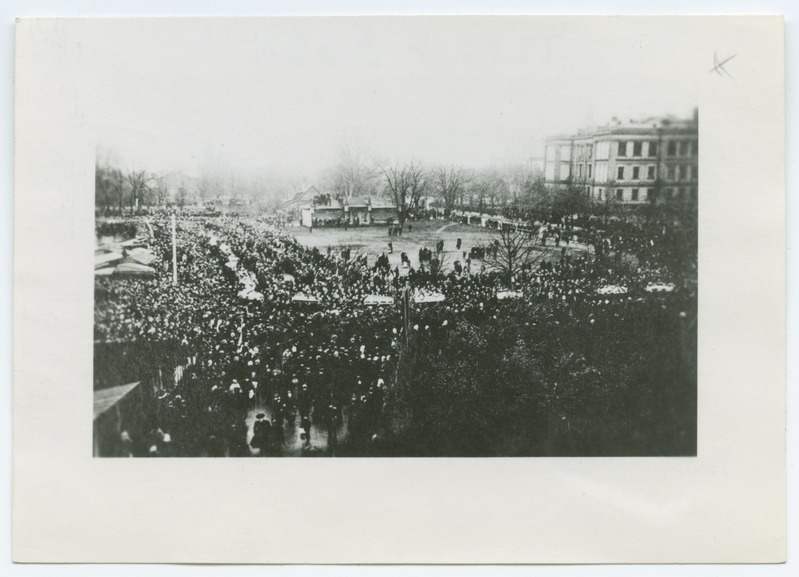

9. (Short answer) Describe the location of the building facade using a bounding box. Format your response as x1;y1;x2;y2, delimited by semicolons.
543;111;698;205
300;196;398;227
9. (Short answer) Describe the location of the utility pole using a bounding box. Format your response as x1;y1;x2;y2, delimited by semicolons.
402;281;411;347
171;211;178;286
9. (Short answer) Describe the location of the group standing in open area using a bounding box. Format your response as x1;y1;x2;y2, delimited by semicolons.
94;206;697;457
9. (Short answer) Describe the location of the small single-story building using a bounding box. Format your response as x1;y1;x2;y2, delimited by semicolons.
301;196;398;227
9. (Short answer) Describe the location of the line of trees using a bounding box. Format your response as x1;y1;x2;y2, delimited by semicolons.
95;158;296;216
315;147;584;227
95;162;191;215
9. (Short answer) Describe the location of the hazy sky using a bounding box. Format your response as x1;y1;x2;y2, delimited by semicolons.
91;17;699;179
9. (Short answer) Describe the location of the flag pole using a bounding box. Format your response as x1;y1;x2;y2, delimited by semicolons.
171;211;178;286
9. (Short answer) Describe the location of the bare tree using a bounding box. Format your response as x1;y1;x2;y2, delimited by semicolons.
470;168;510;211
323;143;380;203
506;164;540;206
381;161;428;232
196;174;217;206
593;179;620;224
484;225;545;287
434;166;472;212
176;186;187;210
95;161;125;215
427;251;449;278
126;170;153;212
152;175;169;208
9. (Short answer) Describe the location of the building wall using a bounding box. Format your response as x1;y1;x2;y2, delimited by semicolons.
301;206;313;227
313;208;342;223
543;115;698;205
302;205;398;226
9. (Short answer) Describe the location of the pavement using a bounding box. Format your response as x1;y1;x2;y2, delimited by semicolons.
286;218;591;274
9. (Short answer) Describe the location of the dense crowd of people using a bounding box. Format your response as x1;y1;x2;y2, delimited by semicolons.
95;208;696;457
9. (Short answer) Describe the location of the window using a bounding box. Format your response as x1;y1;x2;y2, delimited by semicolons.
632;166;640;180
578;164;583;178
633;141;642;156
587;164;592;178
616;189;624;201
631;188;639;201
667;166;676;180
692;165;697;180
691;187;697;200
645;188;651;201
667;141;677;156
617;166;625;179
598;188;603;200
649;141;658;157
676;166;683;181
618;142;627;157
647;166;656;180
679;141;690;156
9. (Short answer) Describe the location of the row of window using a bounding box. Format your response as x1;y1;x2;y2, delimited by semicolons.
574;163;698;182
616;164;697;181
594;187;698;202
616;165;656;180
562;137;699;163
616;139;697;158
618;141;656;158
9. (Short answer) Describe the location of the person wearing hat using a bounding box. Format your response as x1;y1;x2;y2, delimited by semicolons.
119;430;134;458
326;400;340;454
207;434;225;458
160;433;174;458
298;383;311;420
300;413;312;450
251;413;271;456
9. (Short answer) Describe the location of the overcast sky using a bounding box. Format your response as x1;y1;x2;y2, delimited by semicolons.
92;17;699;179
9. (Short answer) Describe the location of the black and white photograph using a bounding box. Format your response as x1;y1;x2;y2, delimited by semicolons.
91;18;699;458
11;11;788;566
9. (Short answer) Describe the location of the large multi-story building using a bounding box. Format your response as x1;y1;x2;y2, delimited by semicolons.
543;110;698;205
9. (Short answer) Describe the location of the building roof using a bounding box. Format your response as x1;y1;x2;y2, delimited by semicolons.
345;196;396;209
303;195;398;210
286;185;319;206
345;196;370;207
94;382;141;420
546;112;698;143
